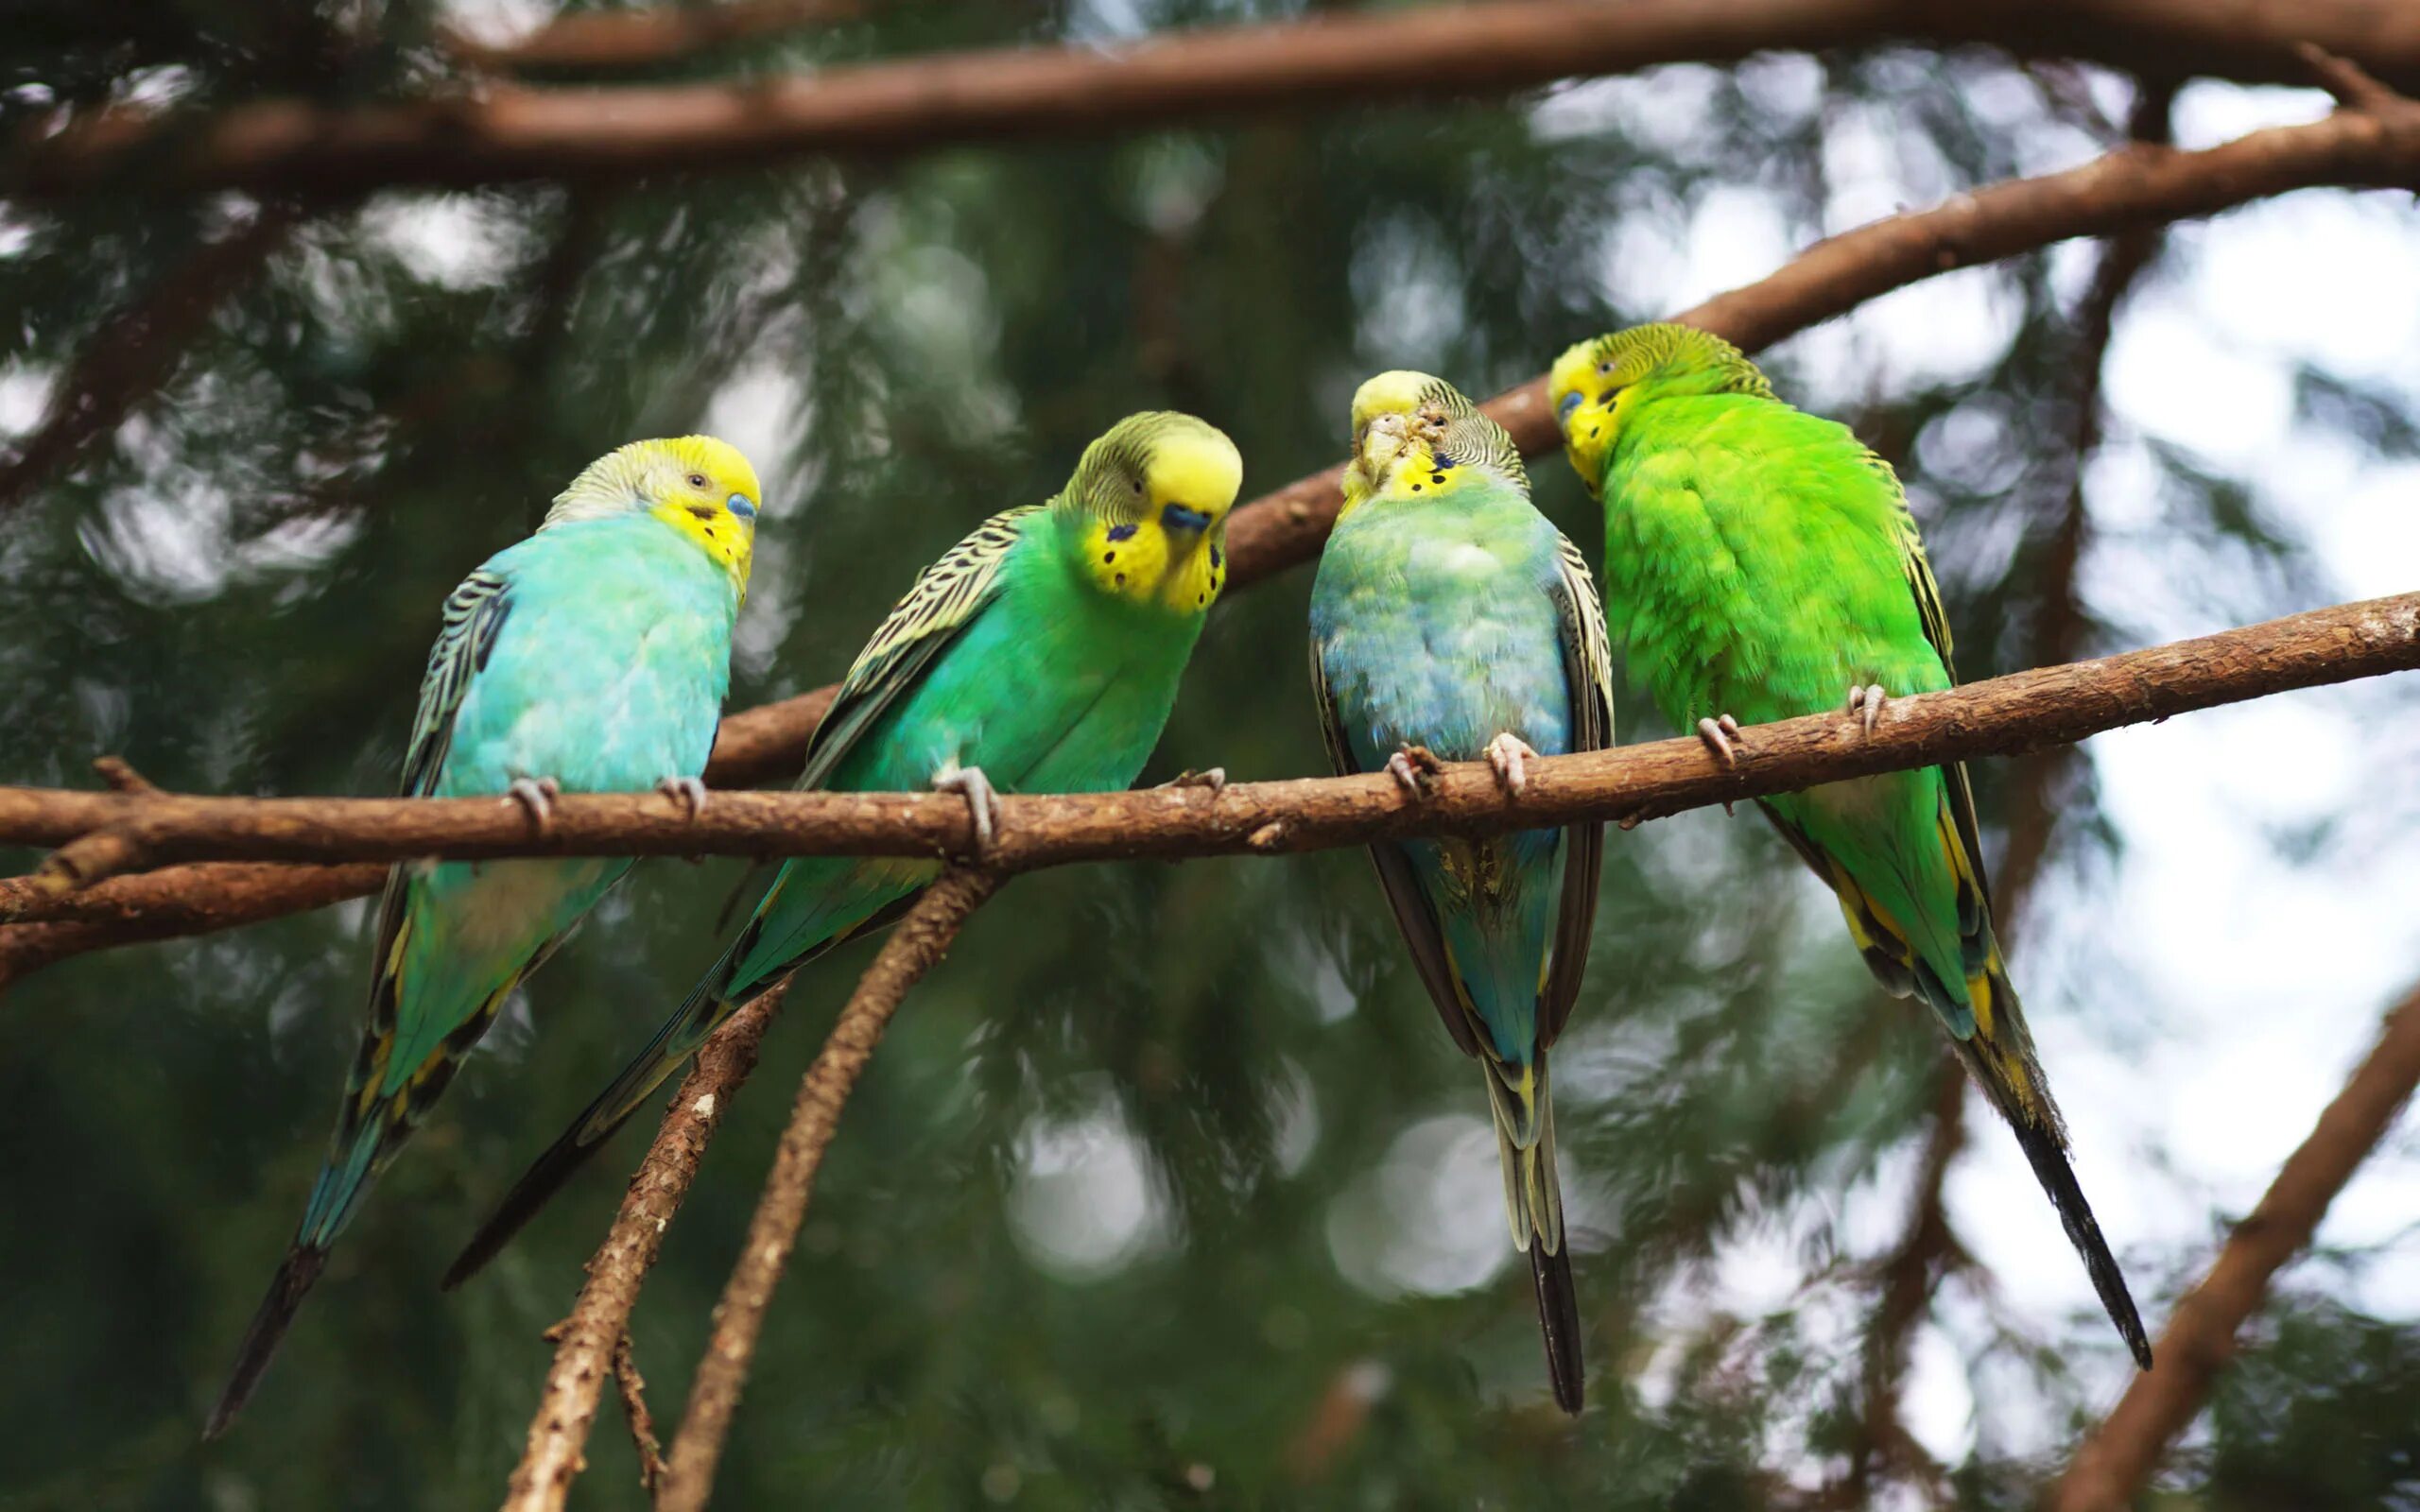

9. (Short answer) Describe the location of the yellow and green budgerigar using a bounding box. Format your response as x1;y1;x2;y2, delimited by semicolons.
1548;323;2152;1368
1309;372;1615;1414
441;411;1243;1285
206;438;764;1435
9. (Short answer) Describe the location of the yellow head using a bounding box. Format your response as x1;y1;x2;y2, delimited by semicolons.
1548;324;1771;496
545;436;763;592
1058;412;1243;616
1341;369;1526;517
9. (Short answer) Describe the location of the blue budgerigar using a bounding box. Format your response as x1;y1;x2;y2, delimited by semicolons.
205;437;763;1436
1309;373;1615;1414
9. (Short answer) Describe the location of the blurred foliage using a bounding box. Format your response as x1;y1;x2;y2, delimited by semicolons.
0;3;2411;1510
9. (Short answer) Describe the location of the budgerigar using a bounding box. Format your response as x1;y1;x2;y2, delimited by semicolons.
206;438;763;1435
1309;372;1615;1414
1548;323;2151;1368
442;411;1243;1285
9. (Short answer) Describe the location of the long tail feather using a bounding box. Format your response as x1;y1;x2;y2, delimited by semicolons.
1949;1029;2152;1370
1529;1242;1585;1416
1487;1054;1584;1414
204;1244;328;1438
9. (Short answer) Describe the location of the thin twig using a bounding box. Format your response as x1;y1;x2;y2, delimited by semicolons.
90;756;160;796
2045;982;2420;1512
499;981;789;1512
653;868;1002;1511
0;593;2413;890
16;0;2420;197
611;1332;666;1496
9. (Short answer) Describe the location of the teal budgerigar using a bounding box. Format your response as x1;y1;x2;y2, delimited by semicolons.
442;410;1243;1285
1309;372;1615;1415
207;437;764;1435
1548;323;2152;1368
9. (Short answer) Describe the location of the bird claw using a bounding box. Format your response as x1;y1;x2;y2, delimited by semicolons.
506;776;562;833
933;765;1003;857
1844;684;1890;736
1484;732;1542;797
1161;767;1227;795
1384;745;1443;799
654;775;709;820
1696;715;1743;771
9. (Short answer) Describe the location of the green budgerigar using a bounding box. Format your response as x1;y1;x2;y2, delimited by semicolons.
442;411;1243;1284
1310;373;1615;1413
1548;323;2151;1368
207;437;764;1435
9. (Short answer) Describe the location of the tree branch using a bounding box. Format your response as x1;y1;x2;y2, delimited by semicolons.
1;593;2412;891
652;868;1000;1511
0;861;384;990
500;979;789;1512
12;0;2420;198
444;0;867;74
0;204;302;511
2045;981;2420;1512
609;1332;666;1497
11;95;2420;983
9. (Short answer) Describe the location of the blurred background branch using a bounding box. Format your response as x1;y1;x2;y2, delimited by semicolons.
11;0;2420;198
0;203;303;512
1824;75;2182;1506
2048;980;2420;1511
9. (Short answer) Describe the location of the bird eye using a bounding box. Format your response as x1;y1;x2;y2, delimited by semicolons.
1130;477;1145;495
1597;362;1613;376
686;472;710;490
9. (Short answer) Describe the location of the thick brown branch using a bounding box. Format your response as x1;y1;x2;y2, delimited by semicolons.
499;980;788;1512
0;206;301;510
12;0;2420;197
445;0;867;73
2045;982;2420;1512
12;102;2420;983
1;593;2412;886
653;868;1000;1511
